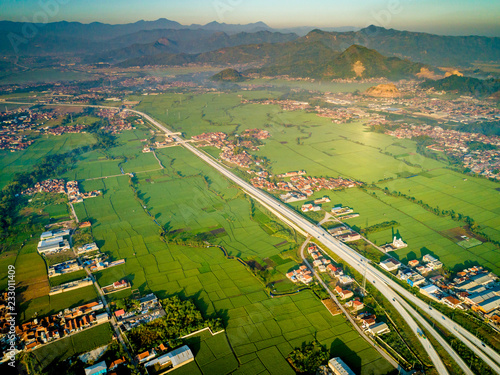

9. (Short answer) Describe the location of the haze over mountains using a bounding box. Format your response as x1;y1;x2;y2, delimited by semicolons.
0;18;355;56
1;18;499;81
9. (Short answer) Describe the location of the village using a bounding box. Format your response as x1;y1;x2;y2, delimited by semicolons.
191;129;270;168
287;242;392;341
385;124;500;179
251;172;361;200
22;179;102;203
379;253;500;324
0;105;140;152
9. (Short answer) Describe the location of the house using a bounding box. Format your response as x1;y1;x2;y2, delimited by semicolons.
407;274;426;287
95;313;109;324
136;350;157;364
420;284;442;300
327;264;337;277
144;345;194;374
408;260;419;268
84;361;107;375
114;309;125;319
422;254;438;263
349;299;364;311
109;357;126;371
314;196;331;204
379;258;401;272
339;275;353;286
442;296;462;309
362;318;376;329
328;357;355;375
367;322;390;336
336;287;353;300
139;294;158;310
113;280;128;289
338;232;361;242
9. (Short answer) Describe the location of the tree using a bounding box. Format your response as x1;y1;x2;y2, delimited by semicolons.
287;340;329;374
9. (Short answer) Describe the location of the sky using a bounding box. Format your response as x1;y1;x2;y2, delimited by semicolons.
1;0;499;36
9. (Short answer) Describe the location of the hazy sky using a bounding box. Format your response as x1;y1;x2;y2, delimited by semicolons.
1;0;499;36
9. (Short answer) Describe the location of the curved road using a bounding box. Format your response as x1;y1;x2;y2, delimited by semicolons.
8;101;500;374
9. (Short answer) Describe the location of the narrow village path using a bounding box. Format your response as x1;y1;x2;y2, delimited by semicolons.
299;236;404;372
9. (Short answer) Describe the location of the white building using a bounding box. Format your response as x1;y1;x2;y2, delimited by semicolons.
328;357;355;375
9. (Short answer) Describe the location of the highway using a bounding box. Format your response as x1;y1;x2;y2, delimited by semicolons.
7;101;500;374
130;109;487;375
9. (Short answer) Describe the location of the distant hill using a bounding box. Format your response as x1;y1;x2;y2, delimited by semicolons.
90;30;298;63
211;68;245;82
420;75;500;98
297;26;500;66
119;42;426;80
0;18;287;56
249;44;426;79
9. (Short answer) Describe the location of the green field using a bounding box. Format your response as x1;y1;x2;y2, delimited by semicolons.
0;133;97;189
33;323;113;369
0;68;95;84
71;139;393;374
380;170;500;244
132;92;500;273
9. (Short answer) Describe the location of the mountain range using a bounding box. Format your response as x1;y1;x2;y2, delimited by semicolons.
1;18;498;68
105;25;500;70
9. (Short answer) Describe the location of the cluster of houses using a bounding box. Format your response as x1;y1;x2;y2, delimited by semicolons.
220;149;255;168
245;99;310;111
44;123;87;136
22;179;66;195
114;293;165;332
356;312;391;336
381;254;500;321
192;130;268;169
240;128;270;140
21;179;101;203
315;105;369;124
286;265;313;284
257;175;360;197
77;242;99;255
67;180;101;203
37;229;71;254
48;259;82;277
301;196;331;212
84;357;127;375
0;134;34;151
386;124;500;180
328;225;361;242
82;251;125;272
16;301;108;351
0;108;56;151
0;292;11;337
96;108;135;134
